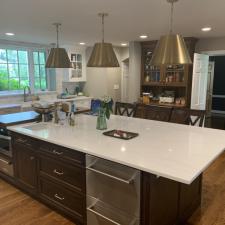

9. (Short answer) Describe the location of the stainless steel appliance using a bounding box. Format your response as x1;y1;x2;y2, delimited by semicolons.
0;127;13;176
86;154;140;225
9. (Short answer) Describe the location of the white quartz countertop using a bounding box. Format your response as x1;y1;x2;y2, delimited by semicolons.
8;114;225;184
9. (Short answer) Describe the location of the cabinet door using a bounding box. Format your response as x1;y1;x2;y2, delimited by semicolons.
15;146;37;193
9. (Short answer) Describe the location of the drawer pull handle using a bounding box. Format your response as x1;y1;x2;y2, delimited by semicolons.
86;166;134;184
0;158;11;165
52;150;63;155
87;203;121;225
17;138;27;143
53;169;64;176
54;194;65;201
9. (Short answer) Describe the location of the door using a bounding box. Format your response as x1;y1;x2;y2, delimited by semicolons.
191;53;209;110
15;146;37;193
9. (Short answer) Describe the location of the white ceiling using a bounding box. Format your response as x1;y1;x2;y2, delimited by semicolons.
1;0;225;46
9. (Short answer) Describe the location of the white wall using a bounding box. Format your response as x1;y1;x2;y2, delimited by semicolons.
127;41;141;103
196;37;225;53
84;47;125;102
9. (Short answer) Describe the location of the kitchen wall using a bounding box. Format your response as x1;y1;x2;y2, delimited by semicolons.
196;37;225;52
84;47;124;102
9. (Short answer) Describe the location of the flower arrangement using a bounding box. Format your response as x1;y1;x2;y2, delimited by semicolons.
99;96;113;119
96;96;113;130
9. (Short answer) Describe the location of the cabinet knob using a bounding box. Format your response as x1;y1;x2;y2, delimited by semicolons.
30;156;35;160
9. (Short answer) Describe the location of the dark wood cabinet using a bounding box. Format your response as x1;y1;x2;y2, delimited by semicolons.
141;37;198;108
10;133;86;225
13;135;38;194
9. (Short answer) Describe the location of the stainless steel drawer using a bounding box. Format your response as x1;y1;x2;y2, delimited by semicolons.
87;196;139;225
0;157;14;177
86;155;140;218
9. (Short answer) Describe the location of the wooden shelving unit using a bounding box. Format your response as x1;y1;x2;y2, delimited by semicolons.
140;37;198;108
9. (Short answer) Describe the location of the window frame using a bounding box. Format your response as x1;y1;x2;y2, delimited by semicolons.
0;44;50;93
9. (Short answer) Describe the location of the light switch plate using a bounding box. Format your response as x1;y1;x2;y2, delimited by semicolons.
114;84;119;90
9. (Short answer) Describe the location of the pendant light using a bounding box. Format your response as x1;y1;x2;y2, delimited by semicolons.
46;23;71;68
87;13;120;67
150;0;192;65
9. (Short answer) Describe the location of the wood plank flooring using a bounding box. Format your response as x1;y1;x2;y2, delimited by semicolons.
0;152;224;225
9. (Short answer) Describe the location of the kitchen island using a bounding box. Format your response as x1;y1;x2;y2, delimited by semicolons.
6;114;225;225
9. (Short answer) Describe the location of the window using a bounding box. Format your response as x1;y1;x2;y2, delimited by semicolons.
0;47;49;92
33;51;47;90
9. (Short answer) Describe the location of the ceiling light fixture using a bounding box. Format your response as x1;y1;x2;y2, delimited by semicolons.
150;0;192;65
79;42;86;45
5;32;15;36
140;35;148;39
201;27;212;32
87;13;120;67
121;43;128;46
45;23;71;68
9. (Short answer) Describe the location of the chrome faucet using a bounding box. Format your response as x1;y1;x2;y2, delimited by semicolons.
24;86;32;102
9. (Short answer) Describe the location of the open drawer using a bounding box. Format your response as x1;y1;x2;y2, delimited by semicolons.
86;155;140;218
87;196;139;225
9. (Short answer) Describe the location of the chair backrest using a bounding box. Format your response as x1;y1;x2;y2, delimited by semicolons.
169;108;190;125
144;105;172;122
170;108;206;127
115;102;137;117
188;109;206;127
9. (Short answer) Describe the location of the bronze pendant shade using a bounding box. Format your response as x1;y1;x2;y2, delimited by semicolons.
150;34;192;65
46;23;71;68
87;13;119;67
87;42;119;67
46;48;71;68
150;0;192;65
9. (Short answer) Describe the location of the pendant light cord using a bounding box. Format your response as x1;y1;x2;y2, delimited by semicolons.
53;23;61;48
170;1;174;34
102;14;105;43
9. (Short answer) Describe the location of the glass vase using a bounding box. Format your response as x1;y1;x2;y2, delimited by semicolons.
96;108;107;130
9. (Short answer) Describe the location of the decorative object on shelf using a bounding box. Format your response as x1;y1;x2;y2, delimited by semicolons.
96;96;113;130
87;13;120;67
150;0;192;65
46;23;71;68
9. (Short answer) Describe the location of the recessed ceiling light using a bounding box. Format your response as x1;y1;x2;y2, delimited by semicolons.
140;35;148;39
121;43;128;46
201;27;212;32
5;32;15;36
79;42;86;45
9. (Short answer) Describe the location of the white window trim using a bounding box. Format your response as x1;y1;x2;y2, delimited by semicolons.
0;42;51;94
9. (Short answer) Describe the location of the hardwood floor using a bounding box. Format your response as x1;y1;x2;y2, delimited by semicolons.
0;152;224;225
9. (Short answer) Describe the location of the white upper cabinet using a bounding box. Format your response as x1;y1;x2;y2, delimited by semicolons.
63;46;87;82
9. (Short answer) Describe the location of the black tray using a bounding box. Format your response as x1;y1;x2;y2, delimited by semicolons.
103;130;139;140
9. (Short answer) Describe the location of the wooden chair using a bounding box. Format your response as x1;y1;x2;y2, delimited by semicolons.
169;108;190;125
115;102;137;117
188;109;206;127
144;105;172;122
170;108;206;127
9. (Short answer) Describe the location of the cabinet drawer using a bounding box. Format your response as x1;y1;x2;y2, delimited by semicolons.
39;178;85;222
86;155;140;217
13;134;38;150
39;156;85;193
39;142;84;166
